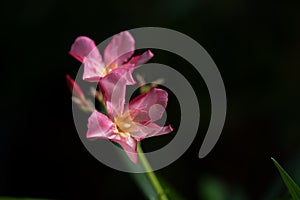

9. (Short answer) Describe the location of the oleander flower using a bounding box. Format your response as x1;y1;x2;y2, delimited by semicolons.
69;31;153;84
86;73;173;164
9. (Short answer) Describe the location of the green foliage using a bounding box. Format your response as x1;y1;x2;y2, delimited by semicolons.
197;176;248;200
272;158;300;200
199;178;228;200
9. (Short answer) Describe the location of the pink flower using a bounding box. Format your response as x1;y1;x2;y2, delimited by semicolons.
69;31;154;84
86;73;173;164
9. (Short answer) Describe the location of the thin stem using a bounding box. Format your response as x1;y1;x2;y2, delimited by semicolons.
137;143;169;200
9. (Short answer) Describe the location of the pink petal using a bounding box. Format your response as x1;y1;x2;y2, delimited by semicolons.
109;67;136;85
129;88;168;123
131;122;173;141
86;110;116;139
69;36;103;63
125;50;154;68
82;56;104;82
69;36;105;82
104;31;135;67
113;136;138;164
99;71;127;119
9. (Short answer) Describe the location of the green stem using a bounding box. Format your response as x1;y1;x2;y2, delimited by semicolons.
137;143;169;200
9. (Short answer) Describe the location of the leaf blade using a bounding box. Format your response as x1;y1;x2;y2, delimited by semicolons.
271;157;300;200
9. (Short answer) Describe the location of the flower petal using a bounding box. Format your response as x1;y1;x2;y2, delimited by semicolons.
69;36;105;82
130;122;173;141
82;56;104;82
69;36;103;63
99;71;127;119
125;50;154;68
109;67;136;85
86;110;116;139
129;88;168;123
113;136;138;164
104;31;135;67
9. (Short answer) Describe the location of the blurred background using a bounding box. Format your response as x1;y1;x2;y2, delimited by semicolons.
0;0;299;199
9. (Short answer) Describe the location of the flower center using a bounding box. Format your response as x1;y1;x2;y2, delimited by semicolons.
114;113;136;136
102;64;118;76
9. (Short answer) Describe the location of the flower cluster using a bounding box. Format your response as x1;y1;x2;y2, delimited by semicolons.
67;31;173;163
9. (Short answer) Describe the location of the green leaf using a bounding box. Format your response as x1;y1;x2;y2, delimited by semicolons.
271;157;300;200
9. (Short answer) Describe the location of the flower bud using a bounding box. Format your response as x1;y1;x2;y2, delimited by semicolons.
66;74;84;98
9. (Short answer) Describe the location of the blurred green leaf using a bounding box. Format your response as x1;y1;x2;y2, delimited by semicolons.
197;176;249;200
199;178;228;200
271;158;300;200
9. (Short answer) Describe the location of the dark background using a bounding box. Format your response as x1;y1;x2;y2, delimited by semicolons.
0;0;300;199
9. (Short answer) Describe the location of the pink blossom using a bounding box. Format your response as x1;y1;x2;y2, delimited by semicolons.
69;31;154;84
86;73;173;164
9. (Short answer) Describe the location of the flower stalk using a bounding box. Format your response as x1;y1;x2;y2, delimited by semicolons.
137;143;169;200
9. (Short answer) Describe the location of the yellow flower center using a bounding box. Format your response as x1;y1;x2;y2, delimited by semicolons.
102;64;118;76
114;113;136;138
